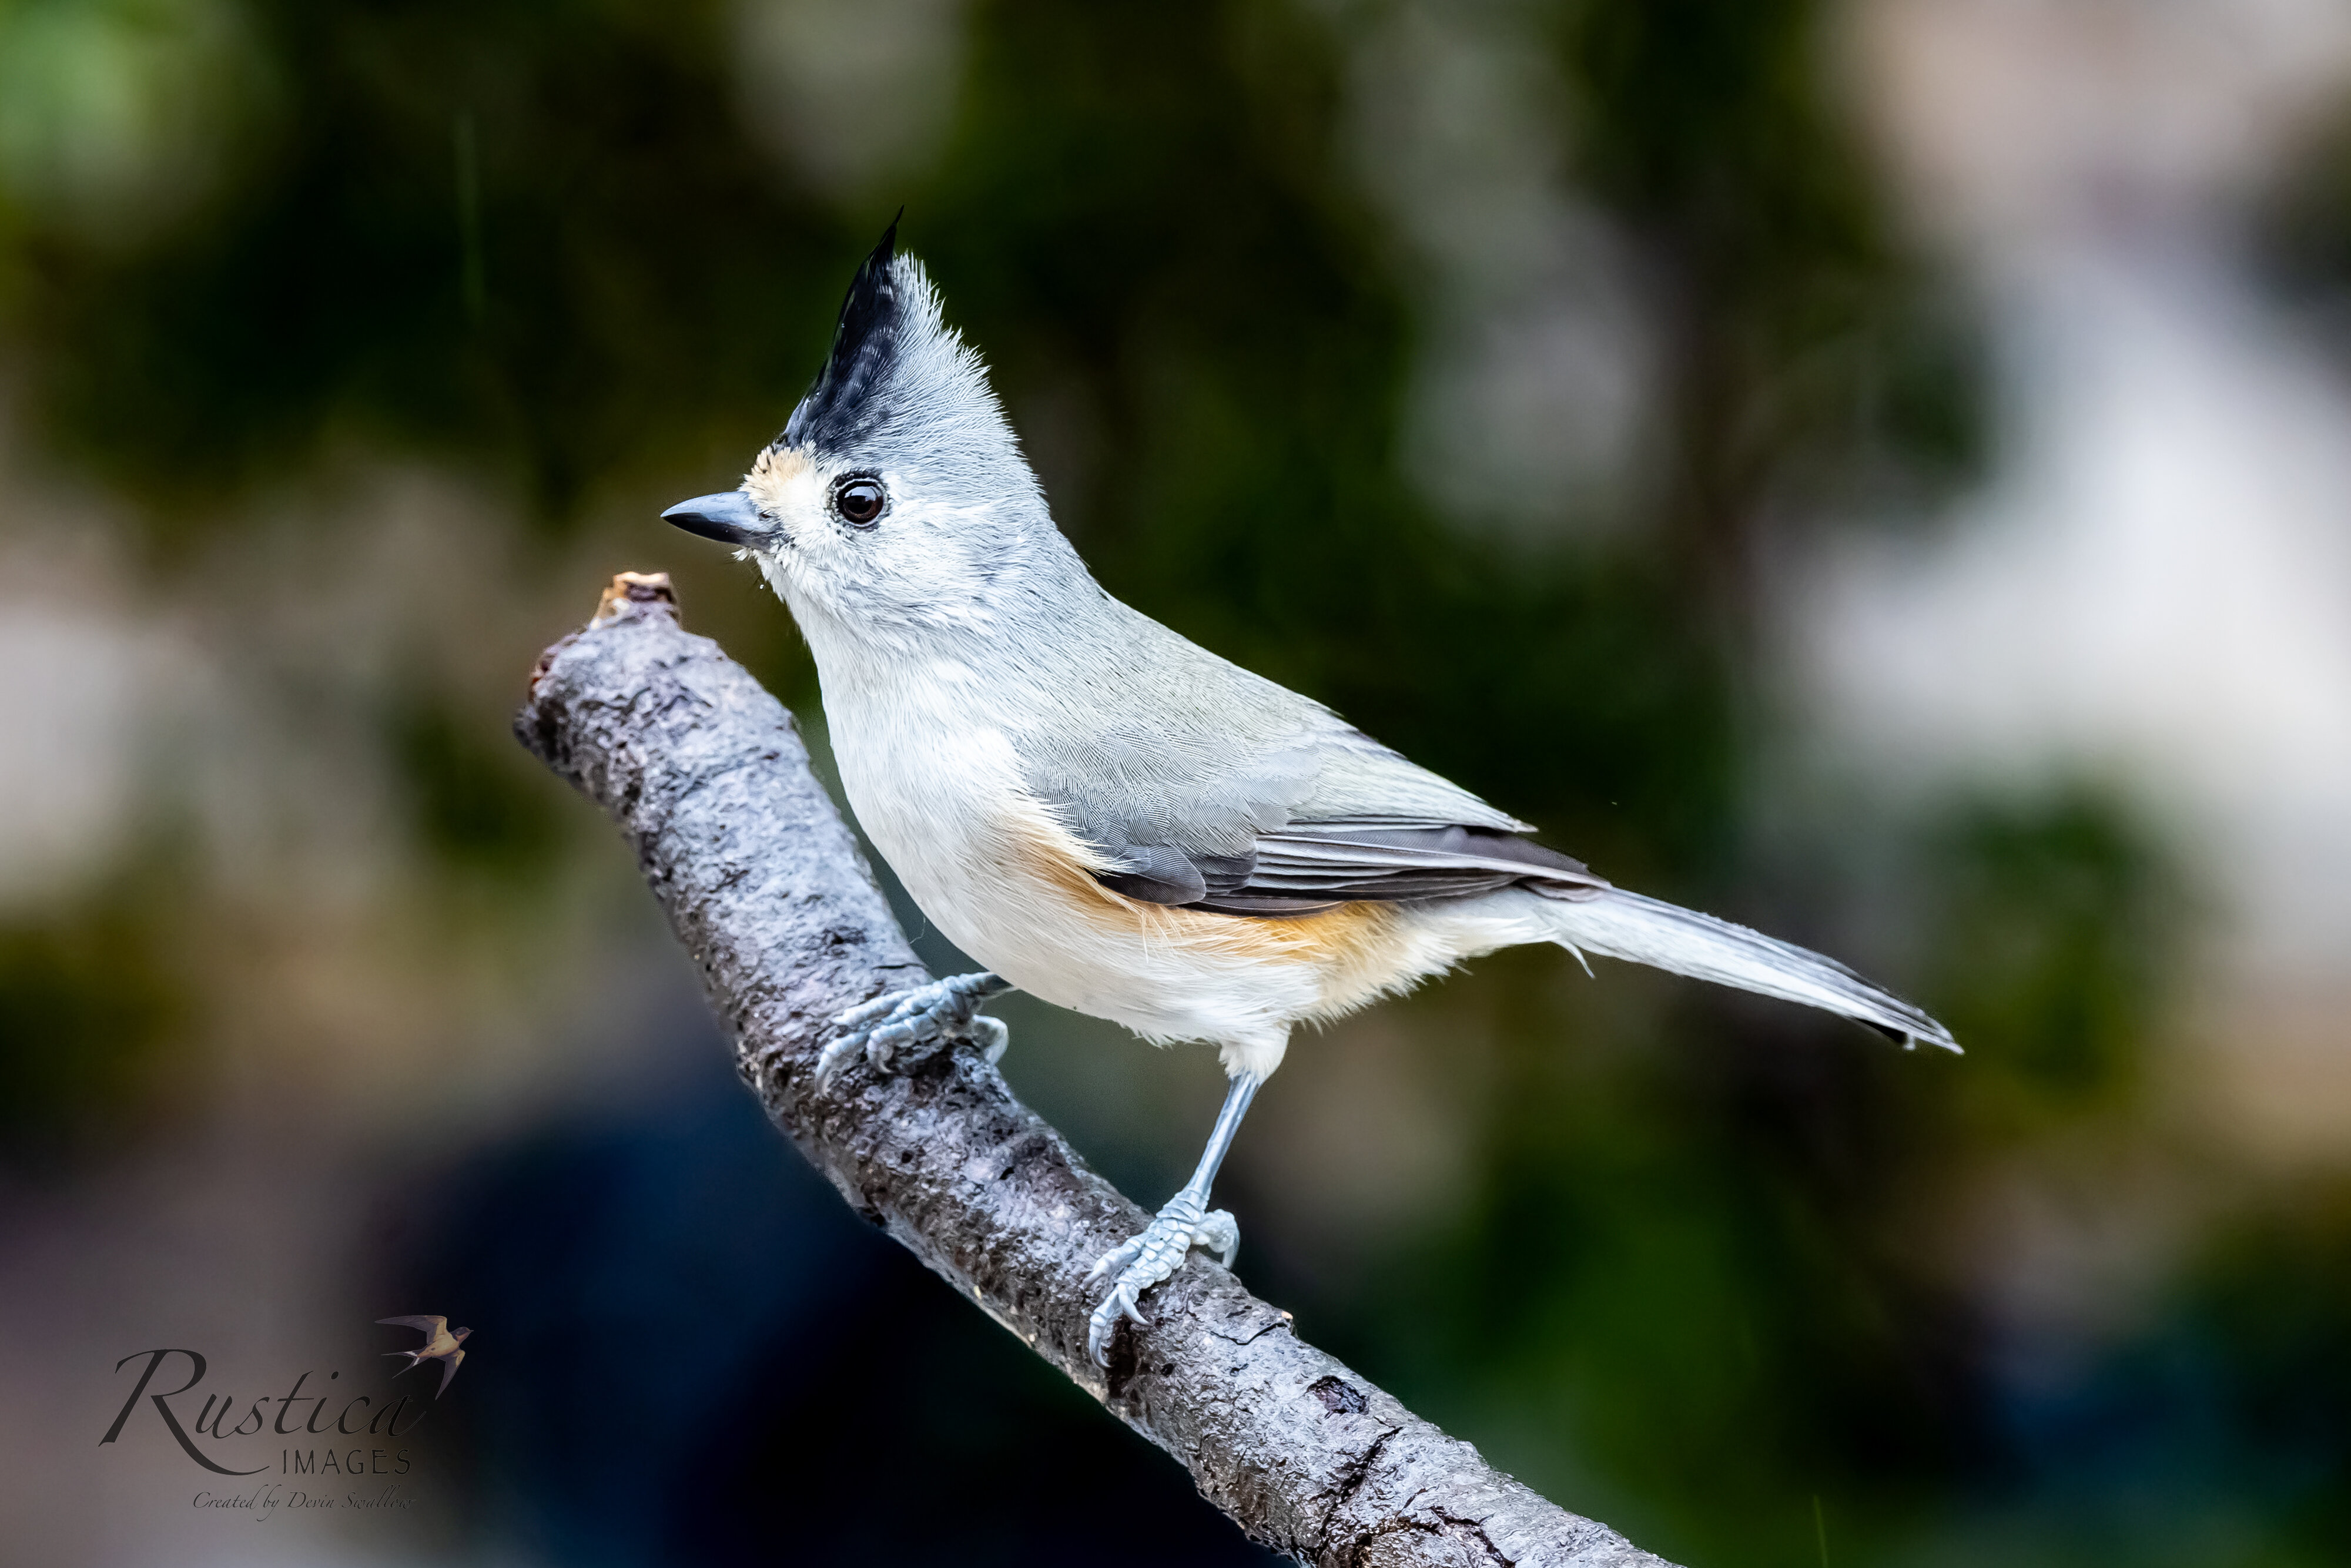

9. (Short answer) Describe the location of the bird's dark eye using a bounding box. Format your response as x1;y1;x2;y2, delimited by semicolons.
833;477;887;528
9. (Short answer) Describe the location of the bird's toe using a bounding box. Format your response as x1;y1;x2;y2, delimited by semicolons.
817;973;1011;1090
1084;1190;1237;1366
1195;1208;1240;1268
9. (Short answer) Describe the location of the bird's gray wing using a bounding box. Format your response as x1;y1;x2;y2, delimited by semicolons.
377;1315;446;1337
436;1350;464;1398
1022;684;1605;915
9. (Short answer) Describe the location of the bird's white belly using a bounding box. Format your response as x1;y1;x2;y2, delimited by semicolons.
827;699;1432;1071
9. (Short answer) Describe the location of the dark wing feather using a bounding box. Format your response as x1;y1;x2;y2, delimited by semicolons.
1038;734;1609;917
377;1315;446;1336
1168;823;1605;916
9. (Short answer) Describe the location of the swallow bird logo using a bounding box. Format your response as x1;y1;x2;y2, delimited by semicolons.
377;1316;471;1398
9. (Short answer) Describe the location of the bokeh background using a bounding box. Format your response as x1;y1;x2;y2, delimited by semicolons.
6;0;2351;1563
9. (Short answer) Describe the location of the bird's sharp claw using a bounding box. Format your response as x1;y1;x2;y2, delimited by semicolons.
1084;1192;1241;1367
812;974;1009;1090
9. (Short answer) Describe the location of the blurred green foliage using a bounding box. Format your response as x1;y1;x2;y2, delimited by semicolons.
2;0;2325;1562
2175;1197;2351;1549
394;688;563;878
1558;0;1987;577
2255;96;2351;321
15;0;840;515
0;887;185;1168
1924;792;2183;1120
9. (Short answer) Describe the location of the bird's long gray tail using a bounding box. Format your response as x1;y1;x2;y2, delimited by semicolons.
1532;887;1958;1052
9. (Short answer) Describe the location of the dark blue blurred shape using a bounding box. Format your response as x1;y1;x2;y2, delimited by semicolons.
393;1005;1277;1566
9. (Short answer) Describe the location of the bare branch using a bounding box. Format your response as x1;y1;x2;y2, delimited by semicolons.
515;573;1679;1568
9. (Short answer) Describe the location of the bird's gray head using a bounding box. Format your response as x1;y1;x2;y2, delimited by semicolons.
663;220;1077;649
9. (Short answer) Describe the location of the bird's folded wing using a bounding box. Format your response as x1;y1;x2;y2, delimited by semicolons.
1154;822;1606;915
1013;628;1601;916
1026;722;1603;915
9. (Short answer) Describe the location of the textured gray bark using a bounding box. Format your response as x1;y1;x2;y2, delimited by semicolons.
515;574;1679;1568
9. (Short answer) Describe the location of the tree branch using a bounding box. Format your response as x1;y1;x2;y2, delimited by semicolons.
515;573;1679;1568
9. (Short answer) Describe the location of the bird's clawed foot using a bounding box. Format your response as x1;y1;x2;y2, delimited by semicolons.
1086;1187;1239;1365
816;971;1012;1088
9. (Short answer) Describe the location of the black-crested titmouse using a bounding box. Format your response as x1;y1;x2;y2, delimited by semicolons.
664;223;1957;1364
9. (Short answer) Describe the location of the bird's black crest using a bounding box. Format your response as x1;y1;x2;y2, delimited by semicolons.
781;212;908;454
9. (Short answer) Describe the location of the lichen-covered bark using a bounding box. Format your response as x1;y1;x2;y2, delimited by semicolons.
515;574;1679;1568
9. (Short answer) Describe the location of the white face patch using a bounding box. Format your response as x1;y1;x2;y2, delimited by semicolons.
748;450;1030;654
742;445;819;533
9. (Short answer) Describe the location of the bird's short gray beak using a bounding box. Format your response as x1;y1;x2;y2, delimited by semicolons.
662;491;767;545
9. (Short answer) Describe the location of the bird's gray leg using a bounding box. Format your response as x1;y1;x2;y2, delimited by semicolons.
816;971;1013;1087
1087;1068;1262;1365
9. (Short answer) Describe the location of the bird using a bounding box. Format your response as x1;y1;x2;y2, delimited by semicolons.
661;219;1958;1366
377;1316;470;1396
